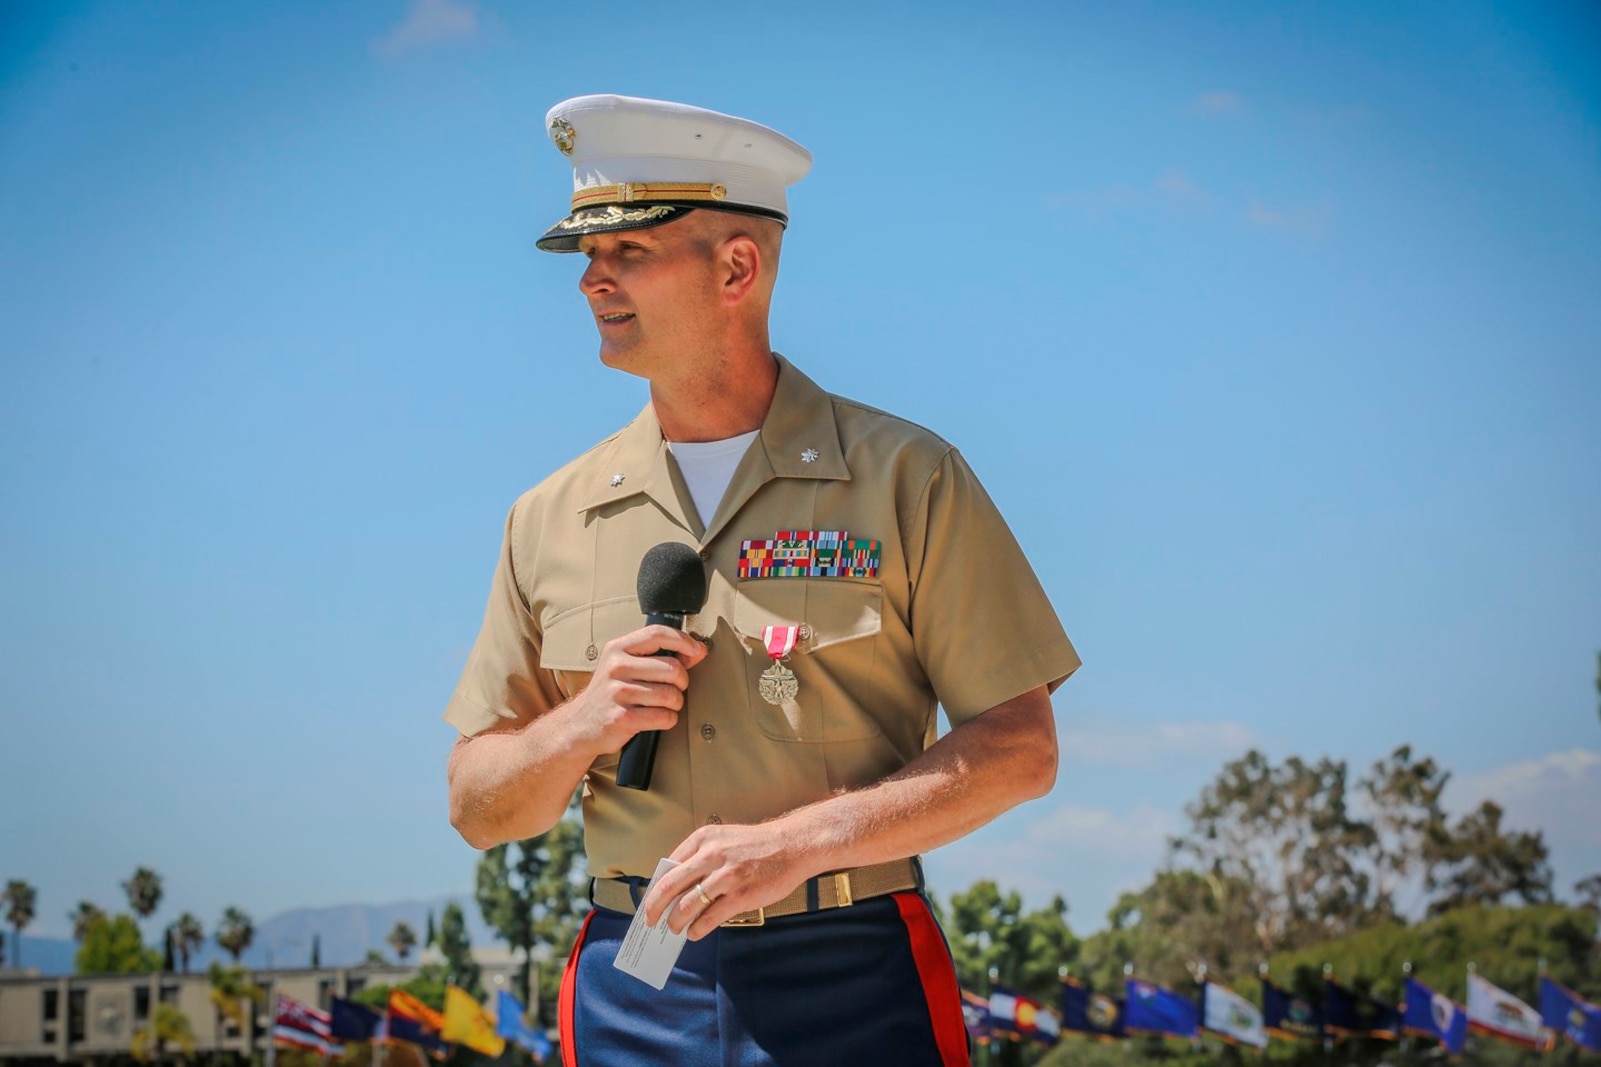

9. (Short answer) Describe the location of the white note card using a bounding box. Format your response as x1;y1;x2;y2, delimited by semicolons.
611;857;690;990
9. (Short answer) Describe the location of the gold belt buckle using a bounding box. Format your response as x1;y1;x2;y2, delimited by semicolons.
833;871;854;907
721;907;765;928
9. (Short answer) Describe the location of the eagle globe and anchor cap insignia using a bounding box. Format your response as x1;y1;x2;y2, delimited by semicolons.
550;116;576;156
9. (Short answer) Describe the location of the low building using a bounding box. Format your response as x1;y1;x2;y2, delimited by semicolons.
0;956;516;1066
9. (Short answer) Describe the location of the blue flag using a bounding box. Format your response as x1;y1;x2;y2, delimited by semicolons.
1541;977;1601;1052
960;989;991;1044
1263;980;1323;1041
1124;978;1198;1040
385;1012;450;1059
1324;979;1400;1039
495;990;552;1061
1403;976;1467;1055
328;997;382;1043
1061;979;1125;1039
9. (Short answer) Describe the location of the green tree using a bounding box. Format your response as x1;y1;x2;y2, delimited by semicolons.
215;907;254;963
388;921;418;963
425;909;437;949
70;901;106;943
3;879;38;968
310;933;321;969
437;902;480;996
167;912;205;973
207;962;265;1031
1427;800;1554;916
475;804;587;1013
77;913;161;974
1574;873;1601;914
1077;869;1261;993
1171;750;1377;957
131;1003;196;1065
946;881;1079;1002
1360;745;1452;920
122;867;164;921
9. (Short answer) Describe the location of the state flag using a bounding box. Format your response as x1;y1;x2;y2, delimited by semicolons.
1201;980;1266;1048
495;990;552;1062
1541;977;1601;1052
1124;978;1199;1040
1324;978;1399;1040
1262;980;1322;1041
987;984;1059;1046
1402;976;1467;1056
1466;973;1543;1050
272;995;340;1057
960;989;991;1044
442;985;506;1057
328;997;382;1043
1060;978;1124;1040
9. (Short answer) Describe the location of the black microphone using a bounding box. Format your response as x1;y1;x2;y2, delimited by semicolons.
616;542;708;791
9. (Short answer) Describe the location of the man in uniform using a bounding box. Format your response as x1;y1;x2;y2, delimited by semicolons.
445;94;1079;1066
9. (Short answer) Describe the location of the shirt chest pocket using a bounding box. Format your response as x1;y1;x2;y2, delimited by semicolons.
540;596;641;704
733;578;884;743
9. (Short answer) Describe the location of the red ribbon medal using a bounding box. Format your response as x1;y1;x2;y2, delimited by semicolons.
758;624;800;706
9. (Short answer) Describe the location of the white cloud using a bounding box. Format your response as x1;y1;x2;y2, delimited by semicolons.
1047;169;1215;217
928;802;1178;919
1059;716;1258;768
1185;90;1245;116
1246;198;1332;238
373;0;479;58
1451;750;1601;892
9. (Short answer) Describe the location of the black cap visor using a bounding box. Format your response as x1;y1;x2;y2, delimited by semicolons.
535;202;788;253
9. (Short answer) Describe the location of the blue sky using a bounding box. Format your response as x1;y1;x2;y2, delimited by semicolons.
3;0;1598;948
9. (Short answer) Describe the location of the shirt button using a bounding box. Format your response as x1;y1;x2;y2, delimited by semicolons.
700;723;716;742
707;813;722;825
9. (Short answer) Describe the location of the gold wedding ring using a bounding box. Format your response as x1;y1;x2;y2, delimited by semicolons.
695;882;713;907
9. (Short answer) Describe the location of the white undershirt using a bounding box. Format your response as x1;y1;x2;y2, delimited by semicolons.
667;429;761;527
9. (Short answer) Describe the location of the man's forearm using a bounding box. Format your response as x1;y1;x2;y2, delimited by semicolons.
782;687;1058;874
644;686;1059;935
446;704;597;849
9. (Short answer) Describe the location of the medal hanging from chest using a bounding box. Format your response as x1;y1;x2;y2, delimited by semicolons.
758;624;800;706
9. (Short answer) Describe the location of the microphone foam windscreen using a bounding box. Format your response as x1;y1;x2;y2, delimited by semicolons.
637;542;709;615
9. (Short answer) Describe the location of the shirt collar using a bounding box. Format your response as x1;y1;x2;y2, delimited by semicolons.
577;354;850;531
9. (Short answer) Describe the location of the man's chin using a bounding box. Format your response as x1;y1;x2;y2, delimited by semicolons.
598;345;649;378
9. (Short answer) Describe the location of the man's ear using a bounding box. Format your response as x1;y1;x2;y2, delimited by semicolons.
719;235;762;304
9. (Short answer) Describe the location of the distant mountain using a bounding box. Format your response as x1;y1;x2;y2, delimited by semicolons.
3;935;77;976
4;896;502;976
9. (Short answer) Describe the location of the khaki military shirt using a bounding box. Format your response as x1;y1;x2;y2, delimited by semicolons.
446;356;1079;879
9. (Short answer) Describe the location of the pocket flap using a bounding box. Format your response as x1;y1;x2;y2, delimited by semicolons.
540;596;641;672
733;578;882;653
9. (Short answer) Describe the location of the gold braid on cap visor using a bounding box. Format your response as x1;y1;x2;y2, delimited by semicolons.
570;181;730;210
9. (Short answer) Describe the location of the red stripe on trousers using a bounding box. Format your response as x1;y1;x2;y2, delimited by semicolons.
893;892;972;1066
558;911;595;1067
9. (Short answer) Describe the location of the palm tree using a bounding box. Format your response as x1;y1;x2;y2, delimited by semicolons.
3;880;37;968
122;868;164;921
207;963;264;1035
214;907;254;963
167;913;204;973
131;1003;195;1065
388;921;418;963
69;901;106;943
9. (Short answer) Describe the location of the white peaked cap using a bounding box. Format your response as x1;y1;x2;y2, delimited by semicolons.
535;94;813;253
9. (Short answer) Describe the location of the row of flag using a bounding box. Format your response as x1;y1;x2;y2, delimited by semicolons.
271;987;553;1063
961;973;1601;1057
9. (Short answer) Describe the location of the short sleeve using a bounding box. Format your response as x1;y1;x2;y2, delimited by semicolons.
444;505;566;737
907;448;1080;725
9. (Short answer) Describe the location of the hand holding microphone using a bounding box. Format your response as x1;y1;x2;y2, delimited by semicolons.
616;542;709;791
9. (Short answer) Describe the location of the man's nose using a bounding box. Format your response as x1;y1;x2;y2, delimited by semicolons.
579;256;614;297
